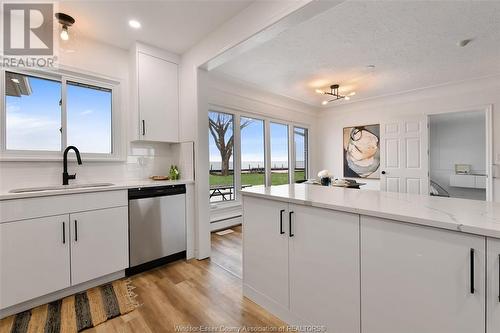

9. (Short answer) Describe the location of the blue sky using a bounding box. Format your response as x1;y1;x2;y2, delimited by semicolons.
6;74;111;153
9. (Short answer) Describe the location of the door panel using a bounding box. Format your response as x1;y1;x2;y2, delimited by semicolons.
361;215;485;333
289;205;360;332
243;196;289;309
138;52;179;142
380;117;428;194
0;215;70;309
70;207;128;285
487;238;500;333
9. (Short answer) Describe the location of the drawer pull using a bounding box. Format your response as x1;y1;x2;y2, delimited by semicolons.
62;222;66;244
74;220;78;242
289;211;294;237
279;209;285;235
470;248;475;294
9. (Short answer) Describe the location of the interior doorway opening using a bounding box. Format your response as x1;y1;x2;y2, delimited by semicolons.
428;110;490;201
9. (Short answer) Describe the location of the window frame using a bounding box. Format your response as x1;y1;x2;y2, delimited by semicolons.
208;104;310;207
0;68;123;161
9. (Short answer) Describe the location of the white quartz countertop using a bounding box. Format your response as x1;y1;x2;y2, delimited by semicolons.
241;184;500;239
0;179;194;201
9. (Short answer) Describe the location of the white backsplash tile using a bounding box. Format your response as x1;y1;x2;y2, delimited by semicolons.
0;141;194;191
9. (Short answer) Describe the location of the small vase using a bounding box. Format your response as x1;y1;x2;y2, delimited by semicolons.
320;177;331;186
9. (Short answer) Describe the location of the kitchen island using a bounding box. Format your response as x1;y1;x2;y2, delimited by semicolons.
241;184;500;333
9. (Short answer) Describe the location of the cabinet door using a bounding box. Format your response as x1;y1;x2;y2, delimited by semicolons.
243;196;289;310
70;207;128;285
289;204;360;332
0;215;70;309
361;215;485;333
487;238;500;333
138;51;179;142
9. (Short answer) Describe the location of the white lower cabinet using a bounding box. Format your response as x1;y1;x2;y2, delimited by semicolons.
70;207;128;285
0;215;71;309
361;215;485;333
0;191;129;311
243;197;360;331
487;238;500;333
243;196;289;311
289;204;360;332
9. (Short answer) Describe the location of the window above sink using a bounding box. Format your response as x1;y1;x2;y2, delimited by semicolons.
0;69;124;161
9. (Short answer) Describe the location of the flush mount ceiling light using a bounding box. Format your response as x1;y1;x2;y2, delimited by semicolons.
316;84;356;105
55;12;75;41
129;19;141;29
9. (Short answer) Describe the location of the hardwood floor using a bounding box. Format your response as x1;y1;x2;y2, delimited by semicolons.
88;226;284;332
210;225;242;278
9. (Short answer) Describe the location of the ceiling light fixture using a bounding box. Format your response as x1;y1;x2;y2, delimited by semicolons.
129;20;141;29
11;78;20;84
55;13;75;41
316;84;355;105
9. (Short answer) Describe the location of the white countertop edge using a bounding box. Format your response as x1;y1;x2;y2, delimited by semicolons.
240;188;500;239
0;179;195;201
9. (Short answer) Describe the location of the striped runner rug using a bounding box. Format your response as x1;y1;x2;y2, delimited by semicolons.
0;279;139;333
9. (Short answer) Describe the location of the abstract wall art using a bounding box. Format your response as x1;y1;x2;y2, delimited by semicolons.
343;124;380;179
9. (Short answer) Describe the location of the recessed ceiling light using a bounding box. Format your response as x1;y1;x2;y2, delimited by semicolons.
129;20;141;29
321;101;328;106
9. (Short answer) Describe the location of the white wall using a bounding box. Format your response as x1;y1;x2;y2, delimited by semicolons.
0;36;189;192
316;75;500;200
429;111;486;200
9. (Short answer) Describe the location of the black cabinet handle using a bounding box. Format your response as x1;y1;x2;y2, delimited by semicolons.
62;222;66;244
498;254;500;302
470;248;475;294
289;211;294;237
142;120;146;136
279;209;285;235
381;171;386;175
74;220;78;242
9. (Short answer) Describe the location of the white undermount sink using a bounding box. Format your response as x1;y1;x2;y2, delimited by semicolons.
9;183;115;193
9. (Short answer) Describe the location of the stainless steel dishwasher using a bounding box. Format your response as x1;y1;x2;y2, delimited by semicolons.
126;184;186;275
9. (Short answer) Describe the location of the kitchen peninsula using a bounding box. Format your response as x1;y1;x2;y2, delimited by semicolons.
241;184;500;333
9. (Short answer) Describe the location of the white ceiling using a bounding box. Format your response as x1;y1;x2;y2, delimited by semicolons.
58;0;252;54
212;1;500;107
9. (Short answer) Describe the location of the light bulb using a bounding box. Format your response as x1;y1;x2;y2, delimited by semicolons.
345;96;350;101
129;20;141;29
321;101;328;105
349;91;356;96
60;26;69;41
315;89;324;94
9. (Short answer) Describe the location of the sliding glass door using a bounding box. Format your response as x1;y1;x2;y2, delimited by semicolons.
294;127;308;183
270;122;289;185
209;111;235;202
241;117;265;188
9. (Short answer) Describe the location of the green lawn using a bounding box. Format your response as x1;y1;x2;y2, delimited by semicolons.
210;171;305;187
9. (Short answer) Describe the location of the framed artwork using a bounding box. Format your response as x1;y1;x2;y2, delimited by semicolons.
343;124;380;179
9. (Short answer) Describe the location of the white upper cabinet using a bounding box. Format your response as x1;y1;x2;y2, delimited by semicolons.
487;238;500;333
361;215;485;333
131;43;180;142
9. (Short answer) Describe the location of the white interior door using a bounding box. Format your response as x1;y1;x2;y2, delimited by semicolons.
380;116;429;194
